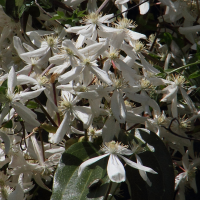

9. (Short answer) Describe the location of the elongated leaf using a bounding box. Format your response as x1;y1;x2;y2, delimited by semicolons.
123;129;174;200
189;70;200;79
51;142;110;200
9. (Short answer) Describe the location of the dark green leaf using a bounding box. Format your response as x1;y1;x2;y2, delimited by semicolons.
125;129;174;200
29;6;40;17
160;32;173;46
189;70;200;79
2;120;12;128
51;142;110;200
26;101;39;109
57;10;65;17
0;0;5;6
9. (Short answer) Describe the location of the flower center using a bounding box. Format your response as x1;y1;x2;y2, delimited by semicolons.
115;18;137;30
108;50;120;60
84;12;101;24
42;35;59;47
140;78;151;89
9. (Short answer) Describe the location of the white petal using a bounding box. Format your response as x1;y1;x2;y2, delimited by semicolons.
139;0;149;15
119;155;157;174
8;67;17;94
58;66;83;84
78;154;109;176
127;29;146;40
31;135;44;166
111;90;126;123
73;106;93;128
52;113;70;144
107;154;126;183
0;104;10;125
17;74;38;86
8;184;24;200
136;155;152;186
0;131;10;155
89;65;112;85
33;173;51;191
19;88;45;102
21;46;49;58
102;116;119;142
12;102;40;127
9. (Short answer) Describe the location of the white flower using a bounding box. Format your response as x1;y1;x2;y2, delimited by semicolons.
78;141;157;183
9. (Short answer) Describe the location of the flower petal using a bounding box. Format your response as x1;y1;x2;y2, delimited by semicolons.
78;154;109;176
119;155;157;174
107;154;126;183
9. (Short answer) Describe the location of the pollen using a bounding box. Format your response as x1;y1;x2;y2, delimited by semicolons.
42;35;59;48
108;50;120;60
101;141;129;154
115;18;137;30
134;40;146;53
140;78;151;89
59;98;72;115
83;12;102;24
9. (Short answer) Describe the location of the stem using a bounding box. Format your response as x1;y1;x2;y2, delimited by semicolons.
41;63;55;76
35;0;69;29
96;0;110;14
109;0;149;20
84;129;88;141
34;98;58;127
105;181;113;200
52;82;61;126
39;128;45;162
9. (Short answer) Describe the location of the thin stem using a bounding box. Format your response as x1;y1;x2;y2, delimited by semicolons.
41;63;55;76
109;0;149;20
34;98;58;127
96;0;110;14
39;128;45;162
52;82;61;126
84;129;88;141
35;0;69;29
105;181;113;200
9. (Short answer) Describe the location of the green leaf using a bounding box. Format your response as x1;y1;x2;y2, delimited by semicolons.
15;0;23;6
0;0;5;6
125;129;174;200
57;10;65;17
50;15;62;20
160;32;173;46
40;123;57;133
2;120;13;128
51;142;110;200
26;101;39;109
189;70;200;79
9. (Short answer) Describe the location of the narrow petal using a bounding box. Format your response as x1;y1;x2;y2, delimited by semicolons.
119;155;157;174
33;173;51;191
31;135;44;166
89;65;112;85
136;155;152;186
111;90;126;123
8;184;24;200
0;131;10;155
107;154;126;183
78;154;109;176
73;106;93;128
58;66;83;84
52;113;70;144
19;88;45;102
139;0;149;15
12;102;40;127
8;67;17;94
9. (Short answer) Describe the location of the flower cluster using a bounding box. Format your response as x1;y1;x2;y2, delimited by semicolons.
0;0;200;199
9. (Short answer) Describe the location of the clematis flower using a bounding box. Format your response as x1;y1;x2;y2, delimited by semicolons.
0;67;44;126
78;141;157;183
